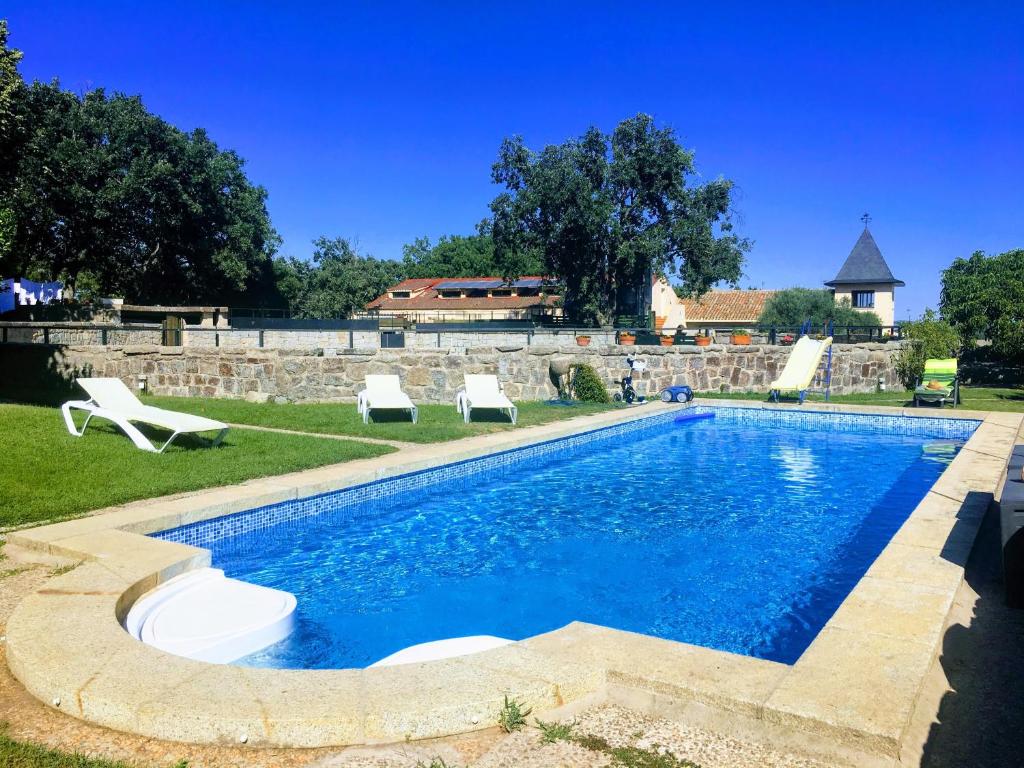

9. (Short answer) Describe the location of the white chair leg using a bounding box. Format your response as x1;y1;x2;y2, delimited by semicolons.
464;405;471;424
113;418;160;452
510;406;518;425
411;406;418;424
62;402;93;436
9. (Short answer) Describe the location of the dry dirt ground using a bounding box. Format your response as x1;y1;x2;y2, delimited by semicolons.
2;500;1022;768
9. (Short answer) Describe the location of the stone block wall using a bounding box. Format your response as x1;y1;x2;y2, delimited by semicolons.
1;341;904;404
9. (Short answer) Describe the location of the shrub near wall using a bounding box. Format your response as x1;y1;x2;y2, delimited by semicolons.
571;363;610;403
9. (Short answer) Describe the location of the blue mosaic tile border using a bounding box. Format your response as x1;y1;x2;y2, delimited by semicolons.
693;406;979;440
155;405;979;550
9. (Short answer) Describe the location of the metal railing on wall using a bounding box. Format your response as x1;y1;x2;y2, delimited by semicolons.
0;321;904;349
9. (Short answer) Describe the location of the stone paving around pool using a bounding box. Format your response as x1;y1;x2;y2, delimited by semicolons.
2;400;1020;767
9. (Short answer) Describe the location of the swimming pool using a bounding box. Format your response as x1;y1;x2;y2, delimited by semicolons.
157;407;978;669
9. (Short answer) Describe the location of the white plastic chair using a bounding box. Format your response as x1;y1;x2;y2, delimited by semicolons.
62;378;229;453
356;374;418;424
455;374;517;425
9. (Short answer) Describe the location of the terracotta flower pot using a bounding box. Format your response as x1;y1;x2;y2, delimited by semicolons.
618;333;636;345
576;335;591;346
730;333;752;345
659;335;674;347
695;336;711;347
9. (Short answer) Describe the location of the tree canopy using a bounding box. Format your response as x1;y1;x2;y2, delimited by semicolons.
757;288;883;329
940;249;1024;361
400;220;545;278
275;237;402;319
0;24;280;305
489;114;749;325
892;308;960;388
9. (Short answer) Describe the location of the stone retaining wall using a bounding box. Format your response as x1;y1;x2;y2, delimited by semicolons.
1;341;903;403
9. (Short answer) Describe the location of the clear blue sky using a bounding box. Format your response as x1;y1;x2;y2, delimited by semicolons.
6;2;1022;319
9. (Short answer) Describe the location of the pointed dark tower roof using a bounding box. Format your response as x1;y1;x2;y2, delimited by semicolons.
825;226;904;287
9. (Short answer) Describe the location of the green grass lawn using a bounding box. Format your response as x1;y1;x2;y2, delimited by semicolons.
142;395;618;443
696;385;1024;412
0;403;394;528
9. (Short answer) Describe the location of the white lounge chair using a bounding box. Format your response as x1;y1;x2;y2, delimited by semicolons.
769;335;833;404
62;377;229;453
456;374;517;425
356;374;418;424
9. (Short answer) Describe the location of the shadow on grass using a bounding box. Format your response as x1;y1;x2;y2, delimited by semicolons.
365;408;515;425
0;343;89;406
81;418;229;453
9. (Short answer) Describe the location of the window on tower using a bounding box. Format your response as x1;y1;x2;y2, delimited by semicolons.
851;290;875;309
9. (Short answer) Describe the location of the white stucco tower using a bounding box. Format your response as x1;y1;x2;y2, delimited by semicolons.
825;220;904;327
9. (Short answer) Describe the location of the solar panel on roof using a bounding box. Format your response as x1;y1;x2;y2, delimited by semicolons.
435;279;503;290
511;278;544;288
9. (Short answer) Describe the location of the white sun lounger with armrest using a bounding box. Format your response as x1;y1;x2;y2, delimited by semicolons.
456;374;517;425
62;377;229;453
356;374;418;424
769;335;834;404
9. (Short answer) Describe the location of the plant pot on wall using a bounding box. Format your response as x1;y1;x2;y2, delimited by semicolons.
618;332;636;345
576;335;591;346
695;335;711;347
659;335;674;347
730;332;752;345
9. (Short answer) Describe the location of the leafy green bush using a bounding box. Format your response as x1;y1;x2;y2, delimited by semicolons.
571;363;610;403
941;248;1024;362
894;309;961;389
758;288;882;329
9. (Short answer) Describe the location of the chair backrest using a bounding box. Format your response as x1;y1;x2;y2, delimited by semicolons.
364;374;404;395
923;358;957;385
77;377;144;412
464;374;502;400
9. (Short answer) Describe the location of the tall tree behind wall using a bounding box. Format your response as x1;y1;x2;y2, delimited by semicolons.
0;21;280;304
489;114;750;325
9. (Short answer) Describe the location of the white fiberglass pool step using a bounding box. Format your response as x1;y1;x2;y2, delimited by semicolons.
125;568;296;664
369;635;513;667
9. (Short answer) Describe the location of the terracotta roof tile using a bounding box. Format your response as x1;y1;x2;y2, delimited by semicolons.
366;276;559;311
679;290;777;323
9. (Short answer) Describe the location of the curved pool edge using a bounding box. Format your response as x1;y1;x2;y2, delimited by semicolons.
5;401;1020;762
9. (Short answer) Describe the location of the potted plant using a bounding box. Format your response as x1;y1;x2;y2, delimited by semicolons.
618;331;636;345
576;335;592;346
730;330;752;345
694;333;711;347
659;333;674;347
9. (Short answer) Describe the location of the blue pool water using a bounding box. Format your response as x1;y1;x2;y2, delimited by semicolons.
158;408;976;669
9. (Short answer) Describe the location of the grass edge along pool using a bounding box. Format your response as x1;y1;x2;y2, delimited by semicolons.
154;406;979;668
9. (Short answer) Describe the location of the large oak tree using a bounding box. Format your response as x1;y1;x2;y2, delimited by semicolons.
0;23;280;305
489;114;750;325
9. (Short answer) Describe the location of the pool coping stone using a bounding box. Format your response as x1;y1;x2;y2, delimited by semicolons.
5;398;1019;765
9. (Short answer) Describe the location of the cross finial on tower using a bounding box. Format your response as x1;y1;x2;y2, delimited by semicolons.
861;212;872;227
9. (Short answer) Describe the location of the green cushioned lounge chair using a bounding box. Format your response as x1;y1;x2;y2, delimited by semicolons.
914;358;959;408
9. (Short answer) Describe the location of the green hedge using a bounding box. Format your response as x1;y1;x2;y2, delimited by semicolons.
571;363;610;403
